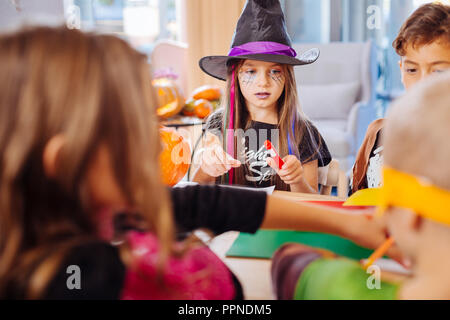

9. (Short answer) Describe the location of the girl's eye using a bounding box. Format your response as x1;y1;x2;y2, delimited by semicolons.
433;69;448;74
406;68;417;74
245;70;255;75
270;69;281;75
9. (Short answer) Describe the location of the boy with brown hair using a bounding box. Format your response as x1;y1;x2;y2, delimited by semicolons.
351;2;450;194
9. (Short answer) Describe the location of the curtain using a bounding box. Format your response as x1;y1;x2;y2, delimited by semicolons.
178;0;246;95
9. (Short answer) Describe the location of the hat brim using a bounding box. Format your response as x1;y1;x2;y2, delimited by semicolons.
199;48;320;81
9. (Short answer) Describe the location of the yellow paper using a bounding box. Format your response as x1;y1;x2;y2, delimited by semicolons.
344;167;450;226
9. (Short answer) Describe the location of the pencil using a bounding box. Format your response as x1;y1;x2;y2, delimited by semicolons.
363;237;395;269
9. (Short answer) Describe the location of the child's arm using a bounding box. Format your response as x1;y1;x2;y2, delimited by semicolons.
171;185;267;235
263;193;403;262
170;185;403;262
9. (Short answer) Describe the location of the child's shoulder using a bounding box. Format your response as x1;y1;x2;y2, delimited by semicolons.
297;119;332;167
121;231;236;300
297;118;323;144
45;240;125;299
300;118;318;132
45;232;237;300
368;118;385;133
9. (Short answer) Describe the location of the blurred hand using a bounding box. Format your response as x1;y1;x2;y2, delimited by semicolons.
199;133;241;178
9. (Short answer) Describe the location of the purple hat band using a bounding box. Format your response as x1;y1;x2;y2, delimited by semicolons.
228;41;297;58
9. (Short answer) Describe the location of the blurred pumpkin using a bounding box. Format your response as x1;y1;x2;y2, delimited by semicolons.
192;85;222;101
182;97;196;116
152;78;185;119
159;127;191;186
210;99;221;111
193;99;213;119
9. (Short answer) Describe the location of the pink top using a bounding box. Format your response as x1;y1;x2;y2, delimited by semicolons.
121;231;236;300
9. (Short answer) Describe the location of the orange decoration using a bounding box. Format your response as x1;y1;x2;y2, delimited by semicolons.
159;127;191;186
210;99;221;111
182;97;196;116
152;78;185;119
157;100;180;118
193;99;213;119
192;85;222;101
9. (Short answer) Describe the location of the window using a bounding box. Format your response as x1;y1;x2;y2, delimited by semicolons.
283;0;444;102
341;0;439;94
64;0;178;54
284;0;331;43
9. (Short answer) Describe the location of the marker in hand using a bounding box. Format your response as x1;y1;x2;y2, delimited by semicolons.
264;140;285;170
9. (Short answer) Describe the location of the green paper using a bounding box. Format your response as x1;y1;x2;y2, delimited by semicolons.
226;230;374;260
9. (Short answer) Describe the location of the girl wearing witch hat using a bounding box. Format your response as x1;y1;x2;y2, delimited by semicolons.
193;0;332;193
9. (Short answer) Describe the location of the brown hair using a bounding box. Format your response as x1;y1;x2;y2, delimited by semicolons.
0;27;174;298
209;59;320;191
393;3;450;56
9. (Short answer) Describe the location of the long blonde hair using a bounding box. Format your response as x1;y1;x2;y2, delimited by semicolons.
213;59;320;190
0;27;174;298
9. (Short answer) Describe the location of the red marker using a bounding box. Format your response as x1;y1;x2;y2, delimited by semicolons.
264;140;285;170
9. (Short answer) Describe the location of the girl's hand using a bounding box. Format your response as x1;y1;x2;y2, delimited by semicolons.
267;155;304;185
200;145;241;178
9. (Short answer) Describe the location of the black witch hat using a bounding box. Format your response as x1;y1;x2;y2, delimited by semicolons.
199;0;320;81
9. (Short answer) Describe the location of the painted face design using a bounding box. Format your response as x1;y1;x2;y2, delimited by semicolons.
269;69;284;86
239;68;257;88
238;60;286;110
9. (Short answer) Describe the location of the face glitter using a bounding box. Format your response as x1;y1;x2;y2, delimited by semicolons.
238;66;284;88
238;69;257;88
270;69;284;86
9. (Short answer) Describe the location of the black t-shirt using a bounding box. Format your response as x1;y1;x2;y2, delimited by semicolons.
206;113;332;188
31;185;266;300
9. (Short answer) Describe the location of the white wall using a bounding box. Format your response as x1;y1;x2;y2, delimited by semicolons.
0;0;65;32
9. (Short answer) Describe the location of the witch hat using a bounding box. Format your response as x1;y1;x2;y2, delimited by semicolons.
199;0;320;81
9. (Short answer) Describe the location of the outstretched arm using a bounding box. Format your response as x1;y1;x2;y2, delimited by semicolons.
263;193;404;263
170;185;403;262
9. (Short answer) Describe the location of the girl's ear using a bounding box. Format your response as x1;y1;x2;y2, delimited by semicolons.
42;135;65;178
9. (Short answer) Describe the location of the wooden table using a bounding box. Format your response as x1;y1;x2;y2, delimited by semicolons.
206;191;409;300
